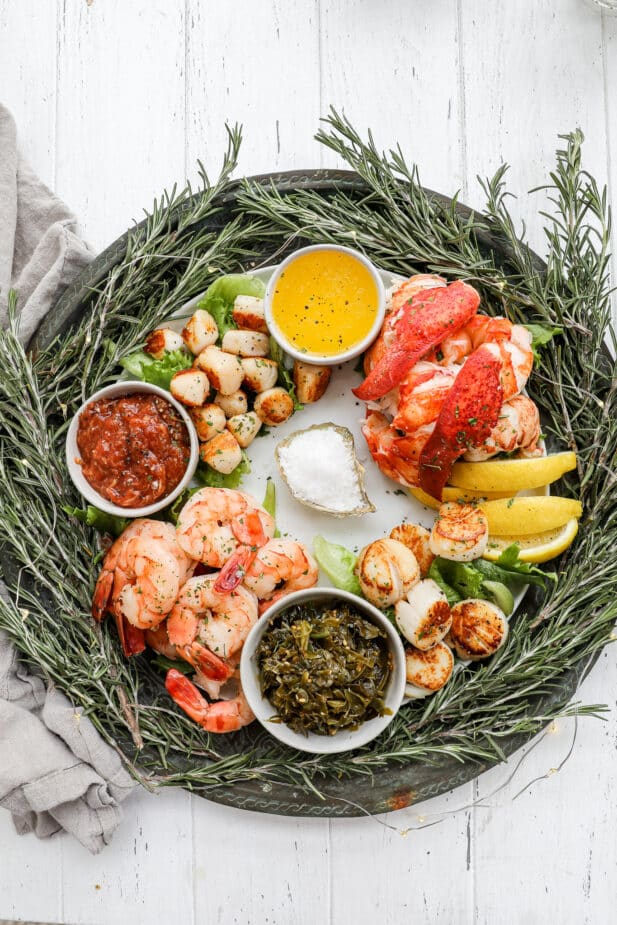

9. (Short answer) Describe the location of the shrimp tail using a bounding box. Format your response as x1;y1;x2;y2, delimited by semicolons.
165;669;255;733
231;509;267;547
214;546;257;592
92;569;113;622
418;345;503;500
115;612;146;657
179;642;234;682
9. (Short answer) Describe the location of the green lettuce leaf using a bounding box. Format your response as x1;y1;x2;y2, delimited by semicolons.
313;536;362;596
427;560;461;605
433;558;484;600
473;546;555;586
63;505;129;537
268;336;302;410
524;323;562;362
198;274;265;342
120;348;192;390
196;451;251;489
262;479;281;537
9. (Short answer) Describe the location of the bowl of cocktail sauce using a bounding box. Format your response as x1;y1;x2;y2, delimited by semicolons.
66;381;199;518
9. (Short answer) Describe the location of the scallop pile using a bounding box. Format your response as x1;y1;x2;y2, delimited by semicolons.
355;503;509;699
148;293;331;475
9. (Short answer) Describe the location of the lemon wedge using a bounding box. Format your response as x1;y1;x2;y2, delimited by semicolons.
477;496;582;535
408;485;515;510
483;519;579;563
448;452;577;492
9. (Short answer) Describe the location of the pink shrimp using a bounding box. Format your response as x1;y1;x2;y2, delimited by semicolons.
175;487;275;591
92;520;194;656
165;669;255;734
243;539;318;614
166;573;258;680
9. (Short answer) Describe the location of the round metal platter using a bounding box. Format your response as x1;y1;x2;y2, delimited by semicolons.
24;169;589;817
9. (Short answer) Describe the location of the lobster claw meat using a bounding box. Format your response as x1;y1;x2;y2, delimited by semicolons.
418;345;503;500
353;281;481;401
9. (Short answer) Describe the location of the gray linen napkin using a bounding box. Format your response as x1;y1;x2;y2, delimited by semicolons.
0;103;136;852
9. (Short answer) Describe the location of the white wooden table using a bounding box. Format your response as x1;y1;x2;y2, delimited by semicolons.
1;2;616;923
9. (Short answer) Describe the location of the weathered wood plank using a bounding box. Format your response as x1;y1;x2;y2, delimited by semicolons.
55;0;186;250
185;0;321;184
319;0;465;194
0;0;57;187
191;798;329;925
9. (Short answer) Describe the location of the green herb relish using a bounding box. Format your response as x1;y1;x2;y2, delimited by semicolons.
255;600;393;736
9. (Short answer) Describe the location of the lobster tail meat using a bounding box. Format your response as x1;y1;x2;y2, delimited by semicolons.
418;345;503;500
353;281;481;401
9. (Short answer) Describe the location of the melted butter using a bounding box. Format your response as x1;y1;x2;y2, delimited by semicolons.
271;249;379;356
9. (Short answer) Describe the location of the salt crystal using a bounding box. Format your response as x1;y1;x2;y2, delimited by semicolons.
276;424;372;514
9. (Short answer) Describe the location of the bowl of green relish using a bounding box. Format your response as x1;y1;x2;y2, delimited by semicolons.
240;588;406;754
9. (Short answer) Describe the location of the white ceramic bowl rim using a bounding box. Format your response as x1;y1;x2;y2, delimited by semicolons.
263;243;386;366
240;587;407;755
65;380;200;519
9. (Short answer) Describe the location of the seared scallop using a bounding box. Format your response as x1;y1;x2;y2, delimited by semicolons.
390;523;435;577
190;403;226;442
200;430;242;474
447;599;509;660
213;389;248;418
293;361;331;404
221;330;270;357
241;357;279;393
429;502;489;562
253;387;294;426
144;327;185;359
355;538;420;609
169;368;210;407
182;309;219;355
226;411;262;448
195;345;244;395
395;579;452;650
232;295;267;333
404;642;454;699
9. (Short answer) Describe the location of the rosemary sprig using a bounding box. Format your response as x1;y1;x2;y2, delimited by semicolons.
0;117;615;805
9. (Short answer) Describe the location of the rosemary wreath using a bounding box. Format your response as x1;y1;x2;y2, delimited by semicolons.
0;111;615;813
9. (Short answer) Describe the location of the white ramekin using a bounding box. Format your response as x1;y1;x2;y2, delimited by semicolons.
240;586;406;754
65;380;199;519
263;244;386;366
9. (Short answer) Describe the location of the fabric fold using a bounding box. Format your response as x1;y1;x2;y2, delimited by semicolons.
0;102;136;853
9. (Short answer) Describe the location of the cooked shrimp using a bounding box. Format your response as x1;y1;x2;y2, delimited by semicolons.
429;502;489;562
175;487;275;590
144;621;178;660
165;668;255;733
166;574;259;679
463;394;541;461
92;520;194;653
243;539;318;613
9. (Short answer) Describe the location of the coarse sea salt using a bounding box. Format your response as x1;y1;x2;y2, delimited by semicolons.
275;423;375;516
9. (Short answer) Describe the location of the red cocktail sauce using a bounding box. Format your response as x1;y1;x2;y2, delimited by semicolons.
76;393;190;508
